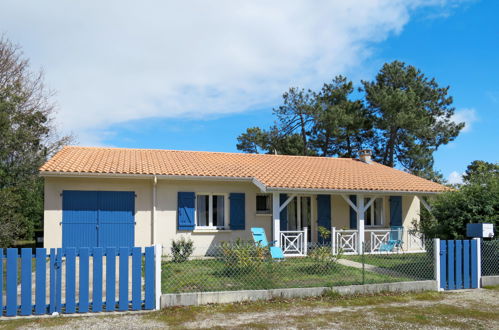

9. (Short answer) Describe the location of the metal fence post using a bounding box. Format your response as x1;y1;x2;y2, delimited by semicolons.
434;238;441;291
361;242;365;285
474;238;482;288
155;244;162;310
331;227;336;255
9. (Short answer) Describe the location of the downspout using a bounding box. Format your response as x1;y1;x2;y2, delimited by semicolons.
152;175;157;245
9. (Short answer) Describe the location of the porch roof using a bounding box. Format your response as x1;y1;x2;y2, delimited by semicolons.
40;146;449;194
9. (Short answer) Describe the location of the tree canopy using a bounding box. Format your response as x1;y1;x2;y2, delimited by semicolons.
0;36;70;247
416;160;499;239
236;61;464;181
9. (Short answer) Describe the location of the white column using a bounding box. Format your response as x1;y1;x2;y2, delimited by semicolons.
434;238;441;291
154;244;162;310
357;194;365;254
332;227;336;255
475;237;482;288
272;192;280;246
152;175;157;245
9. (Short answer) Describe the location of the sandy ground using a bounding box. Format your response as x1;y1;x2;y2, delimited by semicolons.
5;288;499;329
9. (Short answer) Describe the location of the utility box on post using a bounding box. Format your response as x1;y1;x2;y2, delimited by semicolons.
466;223;494;238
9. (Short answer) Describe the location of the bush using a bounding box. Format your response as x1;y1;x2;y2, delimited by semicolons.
219;239;270;274
171;236;194;263
308;246;341;272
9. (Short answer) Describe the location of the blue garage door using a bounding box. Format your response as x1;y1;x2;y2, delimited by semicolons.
62;191;135;248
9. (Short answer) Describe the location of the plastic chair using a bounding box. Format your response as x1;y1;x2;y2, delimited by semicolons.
379;226;404;252
251;227;285;259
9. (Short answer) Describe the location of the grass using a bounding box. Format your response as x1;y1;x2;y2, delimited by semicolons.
161;257;410;293
344;252;434;280
144;290;445;328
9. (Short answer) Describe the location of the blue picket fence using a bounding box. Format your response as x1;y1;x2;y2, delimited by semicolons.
0;246;157;317
439;239;479;290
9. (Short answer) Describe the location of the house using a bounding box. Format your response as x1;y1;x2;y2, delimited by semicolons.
40;146;448;256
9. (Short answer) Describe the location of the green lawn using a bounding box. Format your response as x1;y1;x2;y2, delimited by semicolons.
344;252;434;280
161;257;410;293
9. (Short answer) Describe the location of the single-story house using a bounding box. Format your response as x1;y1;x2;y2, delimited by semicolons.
40;146;448;256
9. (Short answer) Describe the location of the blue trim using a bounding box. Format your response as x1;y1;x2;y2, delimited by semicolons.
280;194;288;231
178;192;196;230
349;195;357;229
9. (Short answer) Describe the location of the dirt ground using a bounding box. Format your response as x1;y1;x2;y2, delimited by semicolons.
1;287;498;329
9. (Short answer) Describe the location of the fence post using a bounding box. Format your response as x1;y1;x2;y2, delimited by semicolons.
474;238;482;288
434;238;441;291
331;227;336;255
303;227;308;256
155;244;162;310
361;242;365;285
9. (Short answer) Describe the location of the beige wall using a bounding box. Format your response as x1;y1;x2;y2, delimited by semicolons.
44;177;153;248
44;176;421;255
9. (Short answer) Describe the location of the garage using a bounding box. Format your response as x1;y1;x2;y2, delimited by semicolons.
62;190;135;248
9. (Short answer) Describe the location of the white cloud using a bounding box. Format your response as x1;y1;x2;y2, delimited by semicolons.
0;0;467;145
452;108;478;132
448;171;464;184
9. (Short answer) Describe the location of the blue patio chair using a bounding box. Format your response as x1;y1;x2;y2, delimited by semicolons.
251;227;285;260
379;226;404;252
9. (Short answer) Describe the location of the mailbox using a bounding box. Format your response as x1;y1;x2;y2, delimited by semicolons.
466;223;494;238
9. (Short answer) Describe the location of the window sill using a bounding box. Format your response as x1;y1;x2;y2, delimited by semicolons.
193;228;232;233
256;213;272;217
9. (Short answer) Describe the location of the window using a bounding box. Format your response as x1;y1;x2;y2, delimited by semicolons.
256;194;272;214
365;198;384;227
196;194;226;228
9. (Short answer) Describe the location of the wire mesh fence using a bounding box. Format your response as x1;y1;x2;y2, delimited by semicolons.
161;240;435;294
482;239;499;276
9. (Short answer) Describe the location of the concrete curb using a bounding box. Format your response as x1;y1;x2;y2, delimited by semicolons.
482;275;499;287
160;280;437;307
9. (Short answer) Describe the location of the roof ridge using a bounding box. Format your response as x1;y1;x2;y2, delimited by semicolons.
62;146;357;161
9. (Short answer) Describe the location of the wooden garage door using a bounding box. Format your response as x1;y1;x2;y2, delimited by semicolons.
62;191;135;248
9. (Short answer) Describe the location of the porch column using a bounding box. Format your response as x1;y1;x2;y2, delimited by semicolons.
357;194;365;254
272;192;280;247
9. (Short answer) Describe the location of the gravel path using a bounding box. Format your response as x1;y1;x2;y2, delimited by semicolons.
9;288;499;329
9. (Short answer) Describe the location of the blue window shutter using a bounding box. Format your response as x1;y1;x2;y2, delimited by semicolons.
230;193;245;230
317;195;331;243
390;196;402;226
178;192;195;230
349;195;357;229
279;194;288;231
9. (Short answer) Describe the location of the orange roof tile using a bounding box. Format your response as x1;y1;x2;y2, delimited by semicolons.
40;146;449;193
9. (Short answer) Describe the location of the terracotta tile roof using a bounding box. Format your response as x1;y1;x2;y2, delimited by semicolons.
40;146;449;193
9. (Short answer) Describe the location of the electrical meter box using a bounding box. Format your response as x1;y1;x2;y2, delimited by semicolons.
466;223;494;238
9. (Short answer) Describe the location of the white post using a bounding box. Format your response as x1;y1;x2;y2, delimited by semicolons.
332;227;336;255
154;244;162;310
152;175;157;245
434;238;441;291
357;194;365;254
474;237;482;288
272;192;280;247
303;227;308;256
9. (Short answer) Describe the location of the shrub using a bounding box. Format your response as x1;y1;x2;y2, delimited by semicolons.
219;239;270;274
171;236;194;263
308;246;341;272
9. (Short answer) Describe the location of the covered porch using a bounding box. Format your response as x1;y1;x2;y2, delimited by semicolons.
271;192;430;257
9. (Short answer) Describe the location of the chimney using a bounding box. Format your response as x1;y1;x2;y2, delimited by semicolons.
358;149;372;164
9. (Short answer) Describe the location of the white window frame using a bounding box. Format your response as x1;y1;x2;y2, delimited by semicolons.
256;194;272;214
365;197;385;228
195;193;229;229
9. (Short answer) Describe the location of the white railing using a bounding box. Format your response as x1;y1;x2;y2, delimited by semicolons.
334;227;426;254
334;230;358;254
369;229;390;252
280;228;307;256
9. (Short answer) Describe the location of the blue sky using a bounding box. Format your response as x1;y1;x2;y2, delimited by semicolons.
1;0;497;183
